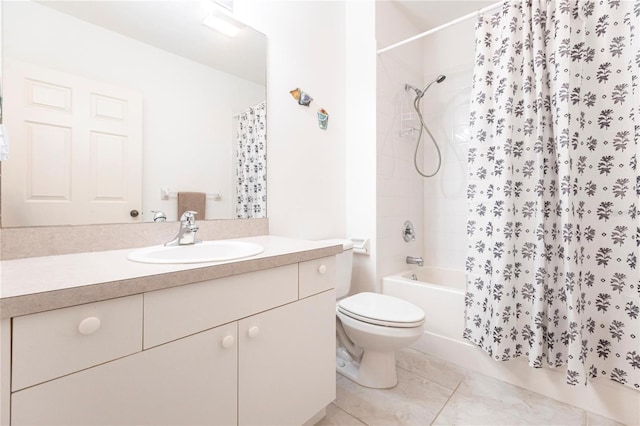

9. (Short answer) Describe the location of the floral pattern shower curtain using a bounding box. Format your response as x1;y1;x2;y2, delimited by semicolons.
465;0;639;389
235;101;266;219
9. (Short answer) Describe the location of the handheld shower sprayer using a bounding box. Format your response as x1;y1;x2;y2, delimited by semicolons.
404;74;447;177
404;75;446;98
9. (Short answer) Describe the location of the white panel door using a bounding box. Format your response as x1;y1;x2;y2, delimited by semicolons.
238;290;336;426
1;59;142;226
11;323;238;426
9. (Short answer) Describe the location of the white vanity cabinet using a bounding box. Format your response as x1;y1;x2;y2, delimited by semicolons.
11;322;239;426
5;255;337;426
11;295;143;392
238;290;335;425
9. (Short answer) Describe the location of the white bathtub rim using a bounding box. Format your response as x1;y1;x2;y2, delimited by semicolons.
383;266;466;295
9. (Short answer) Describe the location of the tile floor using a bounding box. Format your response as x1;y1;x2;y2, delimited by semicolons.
319;348;624;426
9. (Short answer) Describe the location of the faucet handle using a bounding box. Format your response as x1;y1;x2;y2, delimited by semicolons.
180;210;197;223
151;210;167;222
403;220;416;242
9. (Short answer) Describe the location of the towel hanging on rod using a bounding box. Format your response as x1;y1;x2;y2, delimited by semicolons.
177;192;206;220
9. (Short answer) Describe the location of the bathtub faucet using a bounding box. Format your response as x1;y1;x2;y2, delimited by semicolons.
406;256;424;267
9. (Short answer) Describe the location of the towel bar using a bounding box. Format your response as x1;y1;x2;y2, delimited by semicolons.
160;188;222;201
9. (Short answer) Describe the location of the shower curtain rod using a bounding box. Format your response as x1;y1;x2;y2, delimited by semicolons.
377;0;505;55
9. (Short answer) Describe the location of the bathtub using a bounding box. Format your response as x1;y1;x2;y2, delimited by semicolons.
382;267;466;344
382;266;639;425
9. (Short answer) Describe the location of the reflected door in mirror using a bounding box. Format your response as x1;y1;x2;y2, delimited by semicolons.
2;59;143;227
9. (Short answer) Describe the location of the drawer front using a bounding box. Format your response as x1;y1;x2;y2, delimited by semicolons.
144;264;298;349
12;295;143;391
299;256;336;299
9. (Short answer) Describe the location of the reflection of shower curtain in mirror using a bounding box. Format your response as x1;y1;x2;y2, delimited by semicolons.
235;101;266;219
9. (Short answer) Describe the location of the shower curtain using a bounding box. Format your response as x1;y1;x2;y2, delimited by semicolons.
235;101;266;219
465;0;639;389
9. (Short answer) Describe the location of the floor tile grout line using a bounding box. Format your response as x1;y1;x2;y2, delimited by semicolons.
336;360;471;425
331;401;370;426
395;364;465;394
332;376;371;426
337;356;621;426
347;405;369;426
429;375;465;426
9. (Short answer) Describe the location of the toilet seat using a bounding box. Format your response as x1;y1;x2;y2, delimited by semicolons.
337;292;425;328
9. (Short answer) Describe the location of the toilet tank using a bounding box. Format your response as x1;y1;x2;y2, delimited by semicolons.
318;239;353;299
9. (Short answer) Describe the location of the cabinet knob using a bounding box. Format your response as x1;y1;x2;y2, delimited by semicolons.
248;326;260;338
78;317;101;335
221;335;235;349
318;264;327;274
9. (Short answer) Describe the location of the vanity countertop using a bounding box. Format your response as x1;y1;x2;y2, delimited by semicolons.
0;235;342;318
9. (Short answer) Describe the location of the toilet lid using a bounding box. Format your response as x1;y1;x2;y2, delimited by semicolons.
337;292;425;328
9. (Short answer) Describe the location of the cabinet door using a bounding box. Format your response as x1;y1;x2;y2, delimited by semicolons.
11;323;238;426
239;290;336;426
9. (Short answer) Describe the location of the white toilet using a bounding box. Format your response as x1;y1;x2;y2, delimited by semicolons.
322;239;425;389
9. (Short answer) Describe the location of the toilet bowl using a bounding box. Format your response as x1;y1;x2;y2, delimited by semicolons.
336;292;424;388
319;239;426;389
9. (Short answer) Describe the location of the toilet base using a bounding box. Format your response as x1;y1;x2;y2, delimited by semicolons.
336;349;398;389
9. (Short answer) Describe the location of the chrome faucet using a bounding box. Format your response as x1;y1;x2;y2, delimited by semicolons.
406;256;424;267
165;211;200;246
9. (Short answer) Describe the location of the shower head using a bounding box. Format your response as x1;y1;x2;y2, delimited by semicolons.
418;74;446;99
405;75;447;100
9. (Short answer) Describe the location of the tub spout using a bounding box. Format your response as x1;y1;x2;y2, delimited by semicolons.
406;256;424;267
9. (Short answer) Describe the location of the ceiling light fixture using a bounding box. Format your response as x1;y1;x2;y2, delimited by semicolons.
203;13;242;37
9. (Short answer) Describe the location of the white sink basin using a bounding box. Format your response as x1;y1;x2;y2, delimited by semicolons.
127;240;264;264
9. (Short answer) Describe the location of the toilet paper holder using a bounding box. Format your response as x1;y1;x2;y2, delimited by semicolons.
350;238;370;255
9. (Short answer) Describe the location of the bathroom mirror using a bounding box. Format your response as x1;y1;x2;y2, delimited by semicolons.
0;0;267;227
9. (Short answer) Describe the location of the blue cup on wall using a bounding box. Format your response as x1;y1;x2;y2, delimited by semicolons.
317;108;329;130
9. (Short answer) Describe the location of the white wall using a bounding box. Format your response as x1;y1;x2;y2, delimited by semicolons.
375;2;425;288
235;1;347;240
4;1;265;222
421;20;476;271
237;0;376;294
345;1;377;295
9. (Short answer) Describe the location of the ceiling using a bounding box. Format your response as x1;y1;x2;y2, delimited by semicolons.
393;0;498;32
36;1;266;85
36;0;499;84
